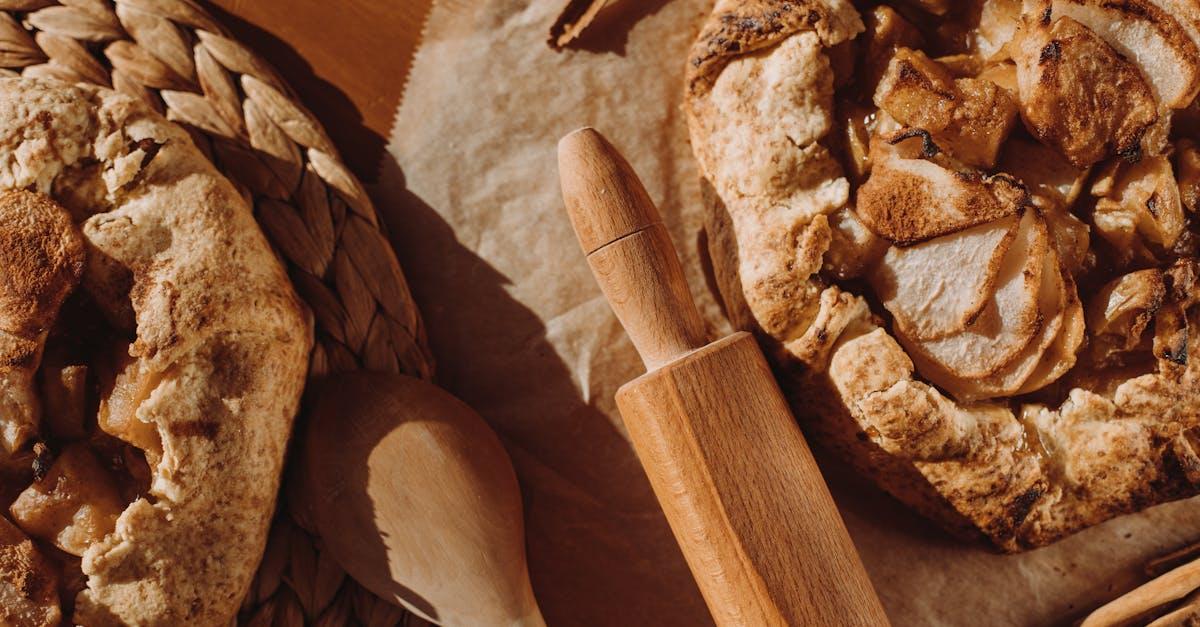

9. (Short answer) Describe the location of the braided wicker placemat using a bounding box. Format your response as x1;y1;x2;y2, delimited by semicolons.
0;0;431;624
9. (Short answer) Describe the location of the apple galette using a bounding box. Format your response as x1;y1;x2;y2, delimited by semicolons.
687;0;1200;550
0;77;311;624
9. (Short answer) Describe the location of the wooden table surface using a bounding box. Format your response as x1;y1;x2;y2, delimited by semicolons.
203;0;433;180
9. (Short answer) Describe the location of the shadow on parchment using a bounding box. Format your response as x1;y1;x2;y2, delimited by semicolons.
370;156;714;627
560;0;675;55
195;2;704;623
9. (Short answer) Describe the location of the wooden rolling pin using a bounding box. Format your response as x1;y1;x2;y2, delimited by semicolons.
557;128;889;627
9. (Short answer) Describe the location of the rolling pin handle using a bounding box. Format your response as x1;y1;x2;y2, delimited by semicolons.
557;127;708;370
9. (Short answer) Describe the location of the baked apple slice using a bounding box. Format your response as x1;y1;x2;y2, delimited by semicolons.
1016;273;1085;395
1176;139;1200;214
9;444;125;558
825;207;888;280
998;137;1089;210
38;365;88;441
1153;260;1200;372
1046;0;1200;108
861;5;924;95
938;243;1068;401
899;209;1048;380
1092;154;1185;263
1012;13;1161;167
874;48;1019;168
872;214;1019;340
1042;205;1091;277
978;61;1018;96
976;0;1022;61
1087;269;1166;366
95;345;163;467
857;148;1025;245
873;48;955;132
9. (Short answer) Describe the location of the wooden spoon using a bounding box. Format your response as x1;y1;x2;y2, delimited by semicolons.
305;372;545;627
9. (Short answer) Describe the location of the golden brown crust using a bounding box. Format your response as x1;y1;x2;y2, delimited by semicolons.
686;0;864;95
687;0;1200;552
0;77;312;624
0;192;85;341
0;190;86;462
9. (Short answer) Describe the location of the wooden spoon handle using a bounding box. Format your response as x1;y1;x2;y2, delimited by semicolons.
557;127;708;370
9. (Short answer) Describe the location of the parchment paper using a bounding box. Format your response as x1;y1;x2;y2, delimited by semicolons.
373;2;1200;625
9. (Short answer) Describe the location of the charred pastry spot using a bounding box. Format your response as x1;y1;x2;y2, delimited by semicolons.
806;10;820;25
736;17;760;32
1040;6;1052;25
896;62;957;101
991;173;1031;196
31;442;52;482
1146;289;1166;318
964;306;984;327
953;170;983;183
1008;486;1043;527
1118;143;1143;163
1039;40;1062;64
1166;263;1199;302
1162;345;1188;365
131;138;164;169
1163;332;1188;365
1115;2;1150;18
1118;126;1147;163
898;61;921;82
889;127;941;158
1147;194;1160;217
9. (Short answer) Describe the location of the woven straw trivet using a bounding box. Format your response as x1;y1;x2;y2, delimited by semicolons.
0;0;433;624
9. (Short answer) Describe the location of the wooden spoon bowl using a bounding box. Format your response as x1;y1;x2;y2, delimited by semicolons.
304;372;544;626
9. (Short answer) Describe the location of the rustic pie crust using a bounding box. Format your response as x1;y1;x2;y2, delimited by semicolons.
686;0;1200;551
0;77;311;624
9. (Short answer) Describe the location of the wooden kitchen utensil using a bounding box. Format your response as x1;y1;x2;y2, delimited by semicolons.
1082;556;1200;627
558;127;889;627
304;372;545;627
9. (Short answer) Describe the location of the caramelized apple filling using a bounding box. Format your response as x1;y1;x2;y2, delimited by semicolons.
10;444;126;558
830;1;1200;402
0;190;157;623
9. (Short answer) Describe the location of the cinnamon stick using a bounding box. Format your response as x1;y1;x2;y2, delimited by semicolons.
1145;589;1200;627
1148;541;1200;578
1082;557;1200;627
